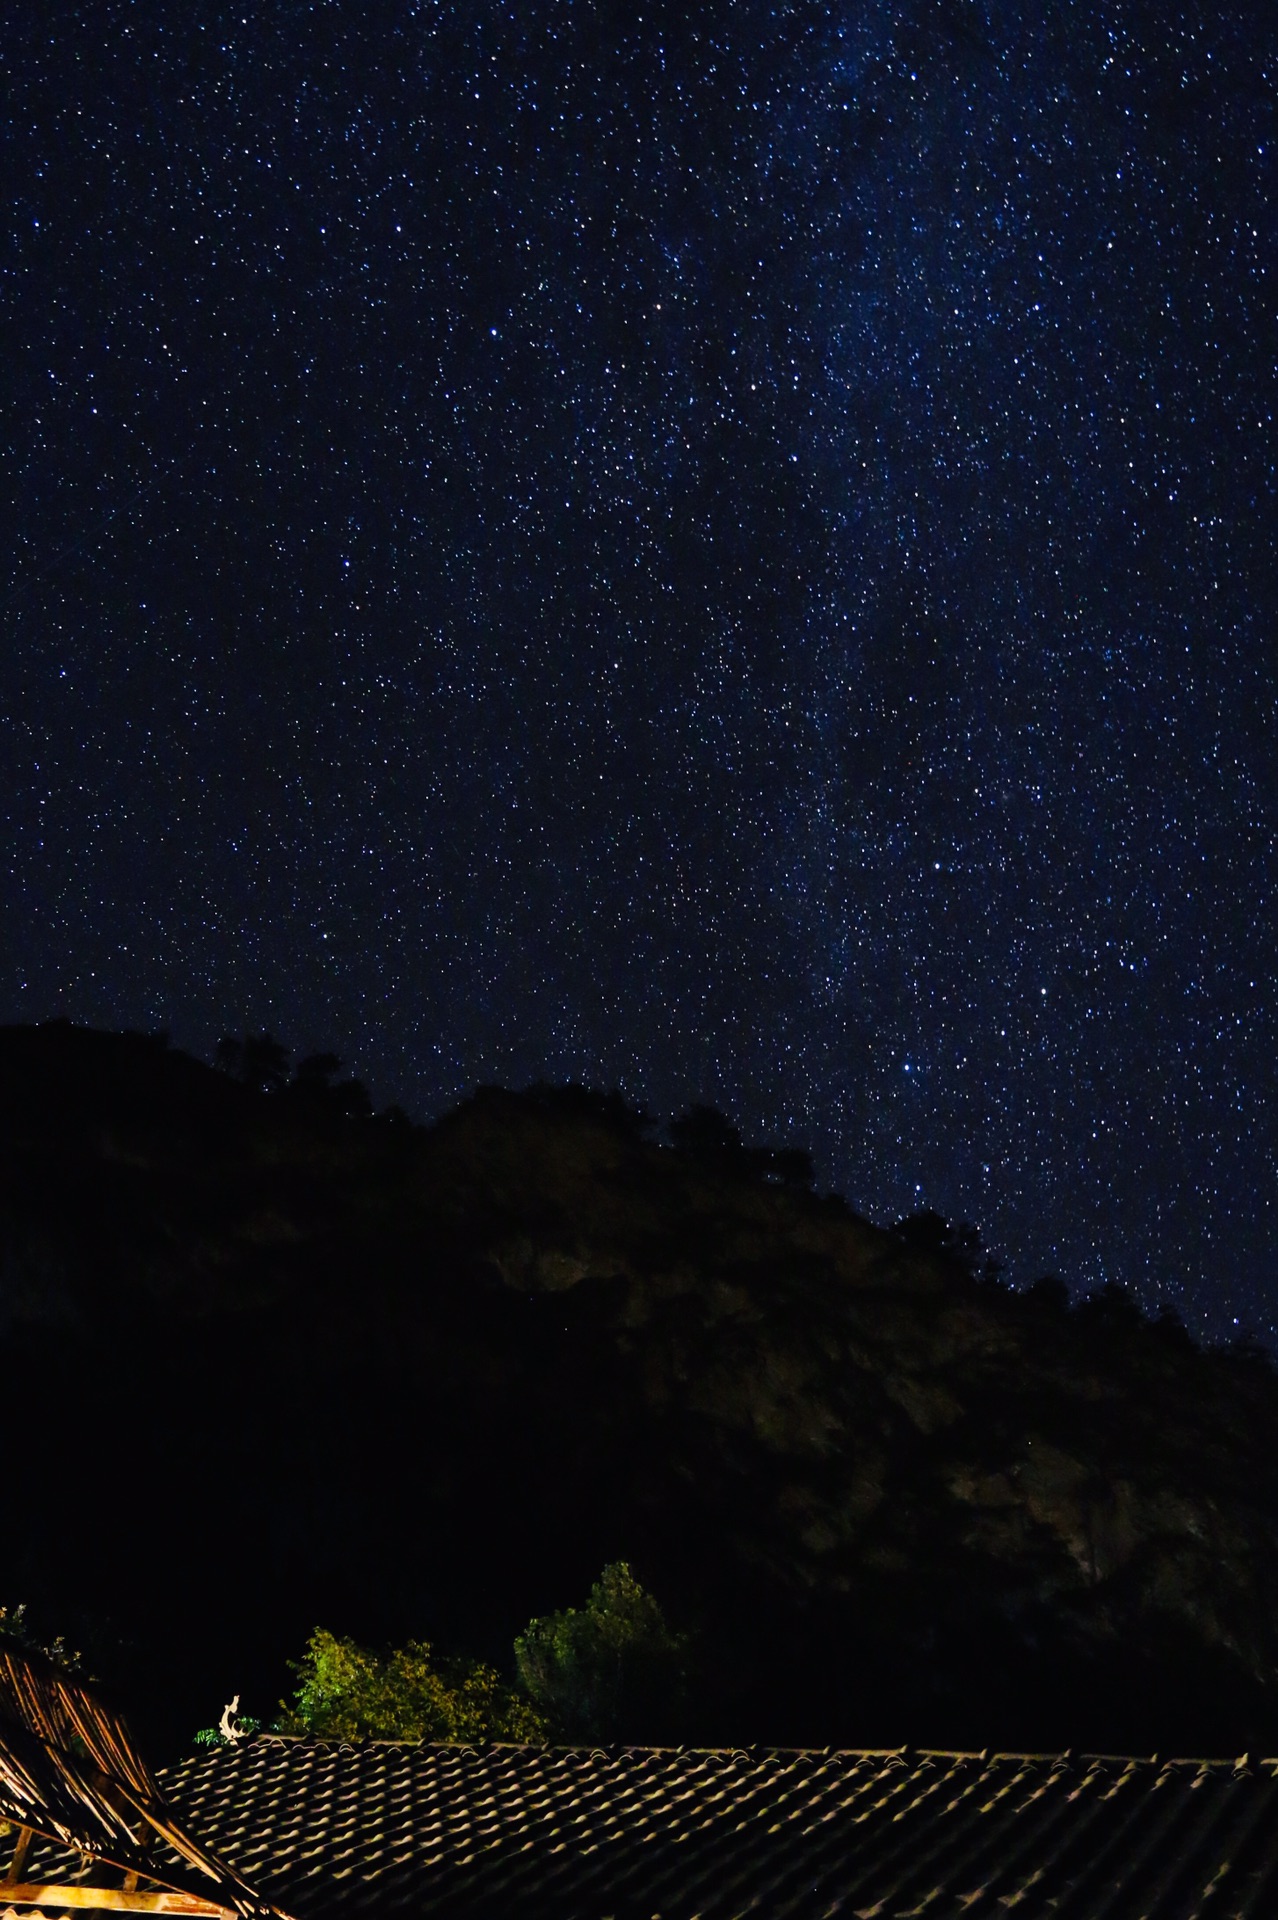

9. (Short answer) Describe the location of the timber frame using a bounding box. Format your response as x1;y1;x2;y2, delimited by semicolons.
2;1819;234;1917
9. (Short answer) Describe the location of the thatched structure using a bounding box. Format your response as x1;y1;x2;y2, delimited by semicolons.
0;1645;283;1920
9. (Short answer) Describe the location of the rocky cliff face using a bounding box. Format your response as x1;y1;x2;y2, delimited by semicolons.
2;1023;1276;1754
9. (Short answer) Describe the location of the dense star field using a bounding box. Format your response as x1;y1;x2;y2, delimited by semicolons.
3;2;1275;1338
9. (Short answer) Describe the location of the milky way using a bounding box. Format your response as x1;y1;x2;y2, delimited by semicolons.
4;1;1275;1337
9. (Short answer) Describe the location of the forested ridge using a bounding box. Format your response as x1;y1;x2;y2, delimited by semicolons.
3;1020;1277;1759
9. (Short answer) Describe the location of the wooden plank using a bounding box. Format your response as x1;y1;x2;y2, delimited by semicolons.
0;1885;234;1917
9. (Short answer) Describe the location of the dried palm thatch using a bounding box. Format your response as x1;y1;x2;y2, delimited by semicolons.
0;1641;285;1919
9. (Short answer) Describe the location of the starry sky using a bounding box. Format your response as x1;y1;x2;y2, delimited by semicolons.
4;0;1276;1338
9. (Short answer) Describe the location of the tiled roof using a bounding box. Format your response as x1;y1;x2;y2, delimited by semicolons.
121;1737;1278;1920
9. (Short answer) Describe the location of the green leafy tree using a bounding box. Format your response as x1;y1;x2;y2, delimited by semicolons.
513;1563;686;1742
276;1628;547;1743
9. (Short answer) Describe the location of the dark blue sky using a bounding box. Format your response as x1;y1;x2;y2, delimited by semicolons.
4;1;1275;1338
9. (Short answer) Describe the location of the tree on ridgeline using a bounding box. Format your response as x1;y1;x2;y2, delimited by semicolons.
214;1032;290;1093
668;1106;814;1188
214;1035;372;1116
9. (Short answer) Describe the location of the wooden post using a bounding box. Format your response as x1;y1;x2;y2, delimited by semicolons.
3;1828;33;1887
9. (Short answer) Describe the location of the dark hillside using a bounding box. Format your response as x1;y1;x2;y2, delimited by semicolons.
3;1022;1277;1757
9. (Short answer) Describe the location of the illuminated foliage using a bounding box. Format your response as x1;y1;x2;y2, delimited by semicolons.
277;1629;547;1744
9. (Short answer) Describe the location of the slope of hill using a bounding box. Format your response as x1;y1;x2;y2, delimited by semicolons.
2;1020;1276;1756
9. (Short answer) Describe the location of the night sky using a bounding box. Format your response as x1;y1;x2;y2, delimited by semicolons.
4;2;1276;1339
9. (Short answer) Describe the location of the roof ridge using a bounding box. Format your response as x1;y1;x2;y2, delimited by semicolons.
229;1738;1278;1766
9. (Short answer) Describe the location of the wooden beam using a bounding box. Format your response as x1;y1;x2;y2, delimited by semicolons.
0;1885;234;1918
3;1832;33;1887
